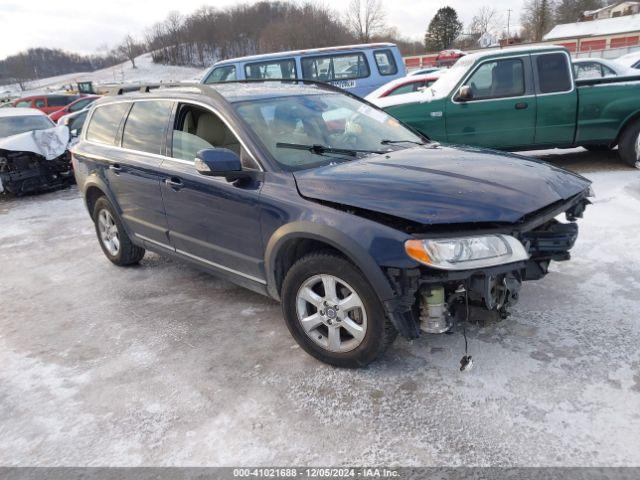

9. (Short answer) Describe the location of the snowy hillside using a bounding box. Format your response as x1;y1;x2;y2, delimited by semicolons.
0;53;207;97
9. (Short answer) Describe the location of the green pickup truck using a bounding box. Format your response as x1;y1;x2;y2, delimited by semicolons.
370;45;640;166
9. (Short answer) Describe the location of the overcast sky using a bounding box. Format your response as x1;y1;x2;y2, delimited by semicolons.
0;0;523;60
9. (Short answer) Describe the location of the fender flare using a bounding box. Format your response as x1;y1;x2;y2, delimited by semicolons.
264;221;395;302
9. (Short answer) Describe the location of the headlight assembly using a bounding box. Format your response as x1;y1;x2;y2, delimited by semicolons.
405;234;529;270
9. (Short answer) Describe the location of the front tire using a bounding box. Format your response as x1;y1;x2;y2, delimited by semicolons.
281;252;397;368
618;121;640;167
93;196;145;266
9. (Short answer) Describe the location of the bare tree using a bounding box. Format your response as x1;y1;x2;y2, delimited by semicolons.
117;34;144;68
521;0;555;42
345;0;386;42
469;7;500;36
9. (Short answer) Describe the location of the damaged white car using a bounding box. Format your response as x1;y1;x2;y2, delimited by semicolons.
0;108;73;195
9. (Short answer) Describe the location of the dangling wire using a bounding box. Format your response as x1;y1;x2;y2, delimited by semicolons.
460;281;473;372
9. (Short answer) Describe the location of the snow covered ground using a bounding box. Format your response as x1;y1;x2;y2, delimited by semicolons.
0;153;638;466
0;53;207;98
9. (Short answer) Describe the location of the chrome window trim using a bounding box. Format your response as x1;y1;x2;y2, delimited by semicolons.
81;97;264;171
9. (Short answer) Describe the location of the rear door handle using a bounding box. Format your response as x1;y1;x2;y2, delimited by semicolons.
165;177;183;190
515;102;528;110
109;163;122;172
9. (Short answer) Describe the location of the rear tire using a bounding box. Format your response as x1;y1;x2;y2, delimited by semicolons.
93;196;145;266
618;121;640;167
281;252;397;368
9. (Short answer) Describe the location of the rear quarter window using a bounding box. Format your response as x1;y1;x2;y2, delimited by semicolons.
85;103;130;146
121;100;173;155
374;50;398;76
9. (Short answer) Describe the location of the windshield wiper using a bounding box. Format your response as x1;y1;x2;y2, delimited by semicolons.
380;139;426;146
276;142;387;157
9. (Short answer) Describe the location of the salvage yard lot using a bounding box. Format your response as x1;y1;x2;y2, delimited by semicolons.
1;149;639;466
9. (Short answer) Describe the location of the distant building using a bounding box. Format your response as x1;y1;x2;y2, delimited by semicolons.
543;13;640;54
581;1;640;21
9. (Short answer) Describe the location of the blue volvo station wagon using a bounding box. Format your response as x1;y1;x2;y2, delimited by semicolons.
72;81;591;367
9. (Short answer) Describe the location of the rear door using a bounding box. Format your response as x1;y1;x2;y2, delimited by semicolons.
445;55;536;149
103;100;173;247
532;51;577;147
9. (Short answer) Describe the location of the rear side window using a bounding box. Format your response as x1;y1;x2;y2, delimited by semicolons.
301;53;370;81
374;50;398;76
122;101;173;155
48;96;74;107
15;100;31;107
85;103;130;145
205;65;237;84
537;53;572;93
245;59;296;80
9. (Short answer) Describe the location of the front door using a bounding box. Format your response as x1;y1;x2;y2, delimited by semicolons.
160;103;265;282
445;56;537;150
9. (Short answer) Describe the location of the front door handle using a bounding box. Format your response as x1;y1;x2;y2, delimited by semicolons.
165;177;183;190
515;102;528;110
109;163;122;173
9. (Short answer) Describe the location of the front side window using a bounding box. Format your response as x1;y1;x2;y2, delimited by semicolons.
34;99;46;108
205;65;237;84
234;92;423;170
301;53;370;82
122;100;173;155
0;115;54;137
171;103;259;170
374;50;398;76
466;58;525;100
245;59;296;80
85;103;130;145
537;53;572;93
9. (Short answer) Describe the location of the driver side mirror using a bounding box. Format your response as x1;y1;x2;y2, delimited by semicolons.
195;148;246;182
456;85;473;102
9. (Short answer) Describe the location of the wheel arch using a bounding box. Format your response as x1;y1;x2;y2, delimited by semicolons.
264;221;395;302
615;111;640;144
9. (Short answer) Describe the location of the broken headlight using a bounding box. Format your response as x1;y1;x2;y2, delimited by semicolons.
405;234;529;270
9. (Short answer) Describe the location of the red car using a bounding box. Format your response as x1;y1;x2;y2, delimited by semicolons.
49;95;99;122
364;73;441;101
11;94;83;115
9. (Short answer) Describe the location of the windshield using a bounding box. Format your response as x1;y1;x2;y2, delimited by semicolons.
428;56;475;98
0;115;54;137
233;92;424;170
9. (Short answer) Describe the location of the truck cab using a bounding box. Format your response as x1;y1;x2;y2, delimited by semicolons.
374;46;640;166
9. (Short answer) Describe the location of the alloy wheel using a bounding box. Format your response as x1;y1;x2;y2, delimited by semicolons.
98;209;120;256
295;274;367;353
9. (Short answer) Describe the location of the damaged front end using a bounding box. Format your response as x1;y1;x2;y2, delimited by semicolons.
384;194;590;339
0;149;74;195
0;126;73;196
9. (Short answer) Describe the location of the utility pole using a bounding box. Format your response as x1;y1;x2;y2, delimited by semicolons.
506;8;512;40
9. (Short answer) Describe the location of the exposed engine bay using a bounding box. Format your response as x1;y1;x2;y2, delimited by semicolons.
385;196;589;340
0;126;73;196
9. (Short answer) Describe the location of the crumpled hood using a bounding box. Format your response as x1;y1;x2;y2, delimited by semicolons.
293;144;591;226
0;125;69;160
